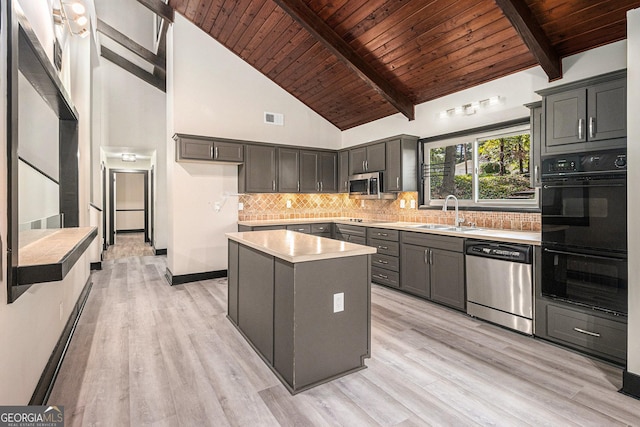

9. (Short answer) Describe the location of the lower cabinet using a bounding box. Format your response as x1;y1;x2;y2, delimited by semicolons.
334;223;367;245
400;231;465;311
368;228;400;288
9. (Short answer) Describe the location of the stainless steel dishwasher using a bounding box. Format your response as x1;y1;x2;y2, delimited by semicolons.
465;240;533;335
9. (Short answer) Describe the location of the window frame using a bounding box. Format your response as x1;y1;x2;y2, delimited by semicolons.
418;118;540;211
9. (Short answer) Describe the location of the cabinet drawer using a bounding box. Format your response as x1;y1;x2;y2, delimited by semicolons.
368;228;399;242
368;238;399;256
314;232;332;239
371;253;399;272
401;231;463;252
311;223;332;234
346;235;367;245
286;224;311;234
253;225;286;231
334;223;366;237
546;304;627;362
371;267;399;288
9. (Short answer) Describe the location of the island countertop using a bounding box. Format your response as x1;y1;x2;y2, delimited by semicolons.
225;229;377;263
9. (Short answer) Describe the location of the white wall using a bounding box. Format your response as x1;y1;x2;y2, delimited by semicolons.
0;1;94;403
342;41;628;146
18;160;59;225
166;14;341;276
627;7;640;377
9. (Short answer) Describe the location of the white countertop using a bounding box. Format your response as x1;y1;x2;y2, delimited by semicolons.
226;230;377;263
237;218;541;246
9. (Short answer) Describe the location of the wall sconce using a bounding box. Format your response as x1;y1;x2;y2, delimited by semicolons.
122;153;137;162
439;96;502;118
53;1;89;38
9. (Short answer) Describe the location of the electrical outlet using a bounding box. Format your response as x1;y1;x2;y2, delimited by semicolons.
333;292;344;313
410;200;416;209
238;202;244;211
286;200;292;208
400;199;406;209
360;200;365;208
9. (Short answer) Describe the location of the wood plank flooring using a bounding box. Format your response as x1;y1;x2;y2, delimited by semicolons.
48;255;640;426
103;233;155;261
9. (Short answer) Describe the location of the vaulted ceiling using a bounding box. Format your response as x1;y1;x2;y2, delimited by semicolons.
167;0;640;130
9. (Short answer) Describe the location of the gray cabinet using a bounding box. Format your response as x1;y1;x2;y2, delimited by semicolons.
278;148;300;192
538;70;626;154
385;136;418;192
174;134;244;162
400;232;465;310
368;228;400;288
526;101;543;188
240;145;277;193
300;150;337;193
334;223;366;245
349;142;386;174
338;150;349;193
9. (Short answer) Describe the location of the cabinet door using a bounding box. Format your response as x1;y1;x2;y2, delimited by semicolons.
430;249;465;311
319;152;337;193
366;142;386;172
244;145;277;193
385;139;401;191
530;105;543;187
278;148;300;192
338;150;349;193
400;243;430;297
545;88;586;148
587;79;626;142
214;141;244;162
349;147;367;174
300;151;319;192
180;137;213;160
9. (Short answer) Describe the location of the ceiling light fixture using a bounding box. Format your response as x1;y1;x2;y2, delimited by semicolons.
53;1;89;37
71;2;85;14
122;153;137;162
439;96;503;118
75;15;88;26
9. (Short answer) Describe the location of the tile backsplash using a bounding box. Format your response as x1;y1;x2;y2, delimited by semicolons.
238;192;541;231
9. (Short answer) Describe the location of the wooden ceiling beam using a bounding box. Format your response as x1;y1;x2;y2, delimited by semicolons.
100;46;166;92
494;0;562;81
136;0;174;23
97;19;165;70
273;0;415;121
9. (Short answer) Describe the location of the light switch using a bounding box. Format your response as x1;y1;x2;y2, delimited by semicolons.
333;292;344;313
238;202;244;211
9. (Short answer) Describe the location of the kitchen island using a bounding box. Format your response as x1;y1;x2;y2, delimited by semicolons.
226;229;376;394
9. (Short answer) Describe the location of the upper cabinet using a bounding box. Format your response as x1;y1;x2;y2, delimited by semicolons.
338;150;349;193
278;148;300;193
175;134;244;163
538;70;626;154
349;142;386;174
526;101;543;188
239;145;277;193
385;136;418;192
300;150;337;193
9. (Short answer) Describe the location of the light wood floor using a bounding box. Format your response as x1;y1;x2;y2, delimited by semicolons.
49;255;640;426
103;232;155;261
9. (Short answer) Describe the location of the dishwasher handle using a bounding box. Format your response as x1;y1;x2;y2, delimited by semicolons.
465;240;532;264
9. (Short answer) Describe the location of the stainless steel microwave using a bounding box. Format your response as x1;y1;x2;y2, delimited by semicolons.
348;172;397;200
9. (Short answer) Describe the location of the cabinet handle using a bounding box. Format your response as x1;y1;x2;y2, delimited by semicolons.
214;146;219;159
396;176;400;188
320;181;323;192
297;181;300;192
376;273;388;279
424;249;429;264
378;245;388;250
589;117;596;138
430;249;434;265
534;165;539;184
377;259;389;264
362;160;365;171
366;160;369;171
272;180;276;191
210;146;214;158
573;327;600;338
344;181;348;191
377;232;388;237
578;118;584;140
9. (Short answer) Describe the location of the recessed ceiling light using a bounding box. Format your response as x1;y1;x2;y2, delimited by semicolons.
75;15;88;26
71;2;85;15
122;153;137;162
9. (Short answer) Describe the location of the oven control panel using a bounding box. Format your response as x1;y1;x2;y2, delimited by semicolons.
542;150;627;177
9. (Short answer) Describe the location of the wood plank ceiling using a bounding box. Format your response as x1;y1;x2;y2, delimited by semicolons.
168;0;640;130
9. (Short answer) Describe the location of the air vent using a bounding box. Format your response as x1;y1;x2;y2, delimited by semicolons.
264;112;284;126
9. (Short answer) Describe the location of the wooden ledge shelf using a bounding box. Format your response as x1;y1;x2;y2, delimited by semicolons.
18;227;97;285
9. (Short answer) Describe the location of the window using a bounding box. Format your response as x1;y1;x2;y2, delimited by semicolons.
421;121;537;209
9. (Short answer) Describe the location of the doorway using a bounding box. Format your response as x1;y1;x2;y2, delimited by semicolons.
108;169;149;246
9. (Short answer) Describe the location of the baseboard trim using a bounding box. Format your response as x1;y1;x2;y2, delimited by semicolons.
30;276;93;405
115;229;144;234
90;262;102;270
165;268;227;286
621;370;640;400
154;248;167;256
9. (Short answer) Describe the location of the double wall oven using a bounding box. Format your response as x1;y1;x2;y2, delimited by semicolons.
541;150;627;316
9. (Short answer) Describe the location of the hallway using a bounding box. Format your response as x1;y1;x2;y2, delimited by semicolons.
103;233;155;261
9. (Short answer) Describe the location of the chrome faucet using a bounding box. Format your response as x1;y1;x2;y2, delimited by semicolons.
443;195;465;229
